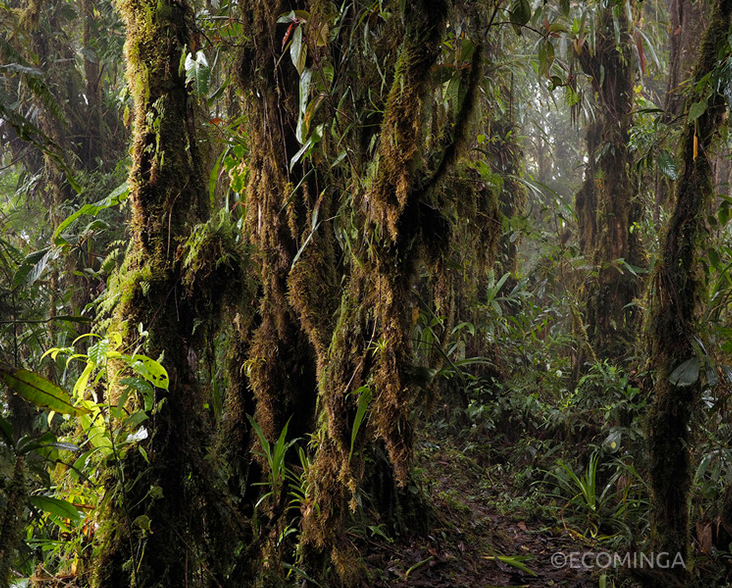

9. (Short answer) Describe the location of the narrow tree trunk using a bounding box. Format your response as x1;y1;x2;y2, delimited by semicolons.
655;0;708;217
576;2;643;361
647;0;730;573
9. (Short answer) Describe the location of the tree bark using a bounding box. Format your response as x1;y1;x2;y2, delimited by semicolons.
576;2;643;361
655;0;708;216
647;0;730;573
93;0;232;585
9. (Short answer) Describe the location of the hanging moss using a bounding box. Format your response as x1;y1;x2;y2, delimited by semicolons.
363;0;450;242
236;1;503;584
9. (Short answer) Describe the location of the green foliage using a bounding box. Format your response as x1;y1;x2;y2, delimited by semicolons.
248;415;299;510
0;367;89;416
542;453;648;542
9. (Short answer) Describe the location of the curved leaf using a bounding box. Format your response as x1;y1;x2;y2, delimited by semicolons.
11;248;52;289
131;355;169;390
29;496;82;523
657;149;678;180
669;358;700;387
0;368;89;416
509;0;531;27
53;182;129;245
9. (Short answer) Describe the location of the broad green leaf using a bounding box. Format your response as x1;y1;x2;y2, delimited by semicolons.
720;203;731;226
120;376;154;411
12;247;54;289
509;0;531;28
669;358;700;387
185;51;210;97
565;85;580;107
88;339;110;366
123;412;149;431
538;40;554;78
688;99;707;123
290;25;307;74
17;432;78;454
72;361;95;402
29;496;82;523
0;368;89;416
657;149;678;180
131;355;169;390
54;182;129;245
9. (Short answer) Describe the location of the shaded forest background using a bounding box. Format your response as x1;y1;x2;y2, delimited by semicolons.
1;0;732;586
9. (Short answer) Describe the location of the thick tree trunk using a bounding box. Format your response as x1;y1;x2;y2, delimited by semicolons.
235;2;498;583
93;0;233;585
647;0;730;574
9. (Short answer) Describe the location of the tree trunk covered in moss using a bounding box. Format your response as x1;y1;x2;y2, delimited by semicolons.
236;0;498;582
492;116;526;282
0;456;26;588
576;1;642;361
576;120;600;254
235;0;323;452
647;0;730;570
93;0;236;585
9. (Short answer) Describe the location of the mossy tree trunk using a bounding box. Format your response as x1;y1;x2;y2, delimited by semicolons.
647;0;730;571
93;0;234;585
576;1;643;361
236;0;499;582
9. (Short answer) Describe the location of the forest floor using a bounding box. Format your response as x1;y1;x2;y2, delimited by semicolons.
360;429;637;588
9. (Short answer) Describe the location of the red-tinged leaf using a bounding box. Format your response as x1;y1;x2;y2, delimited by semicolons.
282;22;296;50
635;31;646;76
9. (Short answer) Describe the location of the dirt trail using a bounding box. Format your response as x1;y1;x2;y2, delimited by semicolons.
363;438;608;588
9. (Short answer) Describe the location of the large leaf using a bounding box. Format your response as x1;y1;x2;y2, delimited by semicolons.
669;358;700;387
53;182;129;245
11;248;54;289
17;432;78;454
29;496;83;523
131;355;169;390
0;368;90;416
657;149;678;180
184;50;211;97
688;99;707;123
509;0;531;28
